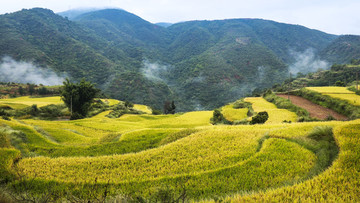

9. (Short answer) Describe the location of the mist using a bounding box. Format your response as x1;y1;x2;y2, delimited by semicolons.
289;48;329;75
0;56;67;86
141;60;171;83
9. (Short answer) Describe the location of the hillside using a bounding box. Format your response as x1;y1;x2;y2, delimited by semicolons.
1;87;360;201
1;8;359;110
271;61;360;91
320;35;360;64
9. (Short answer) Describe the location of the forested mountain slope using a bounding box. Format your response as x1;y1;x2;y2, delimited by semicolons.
0;8;358;110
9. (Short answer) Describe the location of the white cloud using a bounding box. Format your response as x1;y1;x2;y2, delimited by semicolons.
0;56;67;85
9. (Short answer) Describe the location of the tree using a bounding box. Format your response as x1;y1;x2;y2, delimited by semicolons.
61;78;99;120
210;109;232;125
124;101;134;108
18;86;25;96
250;111;269;124
28;84;36;95
164;101;176;114
335;80;345;87
37;86;48;95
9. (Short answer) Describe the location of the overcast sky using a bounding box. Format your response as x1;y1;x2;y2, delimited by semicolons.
0;0;359;35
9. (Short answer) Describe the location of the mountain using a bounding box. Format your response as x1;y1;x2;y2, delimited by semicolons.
156;22;173;28
0;8;118;85
0;8;359;111
320;35;360;64
58;8;103;20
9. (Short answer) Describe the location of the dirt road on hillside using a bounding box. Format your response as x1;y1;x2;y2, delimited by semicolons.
277;94;348;121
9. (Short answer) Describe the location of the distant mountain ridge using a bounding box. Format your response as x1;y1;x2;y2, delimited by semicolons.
1;8;359;111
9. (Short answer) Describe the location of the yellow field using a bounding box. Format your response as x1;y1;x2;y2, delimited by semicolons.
133;104;152;114
306;86;360;106
1;95;360;201
101;98;120;106
221;104;248;122
306;86;354;94
228;121;360;202
244;97;297;124
0;96;63;107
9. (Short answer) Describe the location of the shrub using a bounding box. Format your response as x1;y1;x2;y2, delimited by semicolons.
70;112;85;120
152;109;162;115
106;102;143;118
210;109;232;125
250;111;268;124
335;80;345;87
39;104;65;119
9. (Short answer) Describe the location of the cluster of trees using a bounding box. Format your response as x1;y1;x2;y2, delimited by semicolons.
0;83;59;97
163;101;176;114
61;79;100;120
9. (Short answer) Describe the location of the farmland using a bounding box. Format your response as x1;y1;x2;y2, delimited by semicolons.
0;89;360;202
306;86;360;106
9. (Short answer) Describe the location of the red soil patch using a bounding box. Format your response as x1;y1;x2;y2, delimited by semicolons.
277;94;348;121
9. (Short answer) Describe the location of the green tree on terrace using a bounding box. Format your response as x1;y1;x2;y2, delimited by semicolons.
61;78;100;120
27;84;35;95
164;101;176;114
18;86;25;96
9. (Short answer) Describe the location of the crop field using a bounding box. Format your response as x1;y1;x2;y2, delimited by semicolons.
0;96;63;107
1;95;360;202
306;86;360;106
244;97;297;123
221;104;248;121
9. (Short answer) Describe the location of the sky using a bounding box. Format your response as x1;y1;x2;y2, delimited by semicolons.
0;0;359;35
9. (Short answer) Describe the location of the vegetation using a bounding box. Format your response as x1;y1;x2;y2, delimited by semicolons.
244;97;297;124
230;123;359;202
0;92;359;202
106;101;144;118
271;61;360;93
2;8;354;111
306;86;360;106
291;88;360;119
221;103;248;122
1;8;360;202
61;79;100;120
210;109;231;125
264;91;312;121
250;111;269;124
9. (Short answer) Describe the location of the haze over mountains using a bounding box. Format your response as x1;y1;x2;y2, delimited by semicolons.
1;8;360;111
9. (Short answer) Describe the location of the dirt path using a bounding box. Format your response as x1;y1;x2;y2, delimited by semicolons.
277;94;348;121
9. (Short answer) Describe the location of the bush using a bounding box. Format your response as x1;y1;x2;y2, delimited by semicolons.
250;111;268;125
335;80;346;87
124;101;134;108
106;102;143;118
152;109;162;115
29;104;39;116
210;109;232;125
70;112;85;120
39;104;66;119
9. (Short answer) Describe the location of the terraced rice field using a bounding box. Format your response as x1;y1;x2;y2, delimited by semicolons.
221;103;248;122
1;95;359;202
277;94;348;120
244;97;297;123
0;96;63;107
306;86;360;106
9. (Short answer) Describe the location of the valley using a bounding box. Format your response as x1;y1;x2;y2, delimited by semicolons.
1;8;360;111
1;6;360;202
